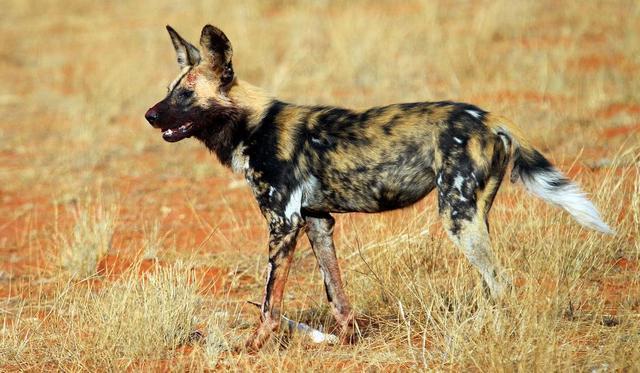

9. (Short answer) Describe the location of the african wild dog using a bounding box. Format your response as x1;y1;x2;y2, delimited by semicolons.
145;25;613;351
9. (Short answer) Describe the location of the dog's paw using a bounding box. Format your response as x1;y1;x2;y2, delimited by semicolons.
338;321;362;345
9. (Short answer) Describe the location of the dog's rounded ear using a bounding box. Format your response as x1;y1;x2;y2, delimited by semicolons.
199;24;234;85
166;25;201;68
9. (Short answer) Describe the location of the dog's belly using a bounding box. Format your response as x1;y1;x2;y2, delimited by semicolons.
304;164;437;214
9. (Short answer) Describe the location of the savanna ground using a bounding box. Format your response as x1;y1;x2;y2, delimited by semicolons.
1;0;639;371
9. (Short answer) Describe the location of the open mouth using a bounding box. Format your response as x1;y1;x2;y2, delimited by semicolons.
161;122;194;142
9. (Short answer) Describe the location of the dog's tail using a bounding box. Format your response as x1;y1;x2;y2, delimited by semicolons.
485;114;614;234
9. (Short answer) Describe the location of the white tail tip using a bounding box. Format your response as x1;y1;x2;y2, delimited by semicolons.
520;169;614;235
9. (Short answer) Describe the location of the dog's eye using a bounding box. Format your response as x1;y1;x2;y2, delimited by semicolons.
178;90;194;100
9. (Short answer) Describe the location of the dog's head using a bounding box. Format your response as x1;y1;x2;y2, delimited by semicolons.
145;25;236;142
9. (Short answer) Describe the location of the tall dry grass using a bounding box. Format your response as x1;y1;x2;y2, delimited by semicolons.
1;0;639;371
1;263;204;370
56;197;117;278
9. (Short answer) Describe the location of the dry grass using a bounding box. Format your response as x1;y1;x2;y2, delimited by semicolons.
56;197;117;278
1;0;639;371
1;263;203;370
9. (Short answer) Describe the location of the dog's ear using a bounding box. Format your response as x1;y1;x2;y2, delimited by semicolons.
199;24;234;85
166;25;201;68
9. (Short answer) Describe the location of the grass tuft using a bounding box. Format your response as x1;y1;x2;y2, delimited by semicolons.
57;199;117;279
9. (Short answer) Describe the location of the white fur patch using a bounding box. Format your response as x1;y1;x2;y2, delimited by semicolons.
285;187;303;219
465;109;481;118
231;143;249;174
520;169;613;234
453;174;465;192
283;177;319;219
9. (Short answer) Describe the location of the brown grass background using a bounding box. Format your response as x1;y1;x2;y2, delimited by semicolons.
1;0;639;371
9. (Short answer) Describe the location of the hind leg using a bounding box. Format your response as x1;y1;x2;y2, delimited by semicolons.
437;138;511;299
441;208;508;299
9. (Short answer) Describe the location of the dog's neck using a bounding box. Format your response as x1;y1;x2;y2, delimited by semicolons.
229;79;273;131
195;79;273;169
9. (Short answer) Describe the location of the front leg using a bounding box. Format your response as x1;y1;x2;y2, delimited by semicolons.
245;213;304;351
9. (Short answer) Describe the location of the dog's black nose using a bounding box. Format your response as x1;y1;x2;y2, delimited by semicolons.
145;108;159;125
